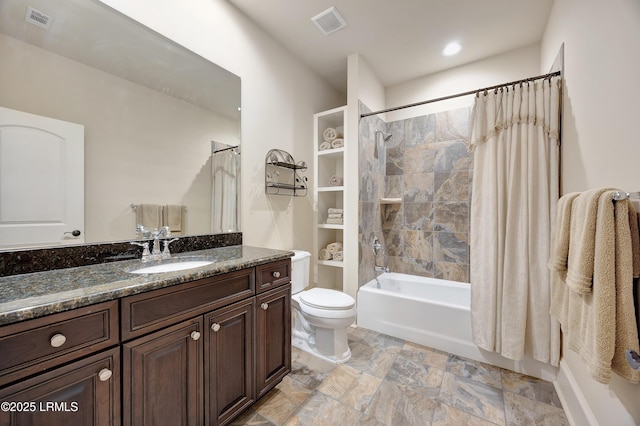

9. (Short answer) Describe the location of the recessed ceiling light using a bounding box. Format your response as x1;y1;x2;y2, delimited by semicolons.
442;41;462;56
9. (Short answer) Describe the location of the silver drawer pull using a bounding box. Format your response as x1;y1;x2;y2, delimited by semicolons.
190;331;201;341
261;303;269;310
272;271;281;278
50;333;67;348
98;368;112;382
211;323;221;332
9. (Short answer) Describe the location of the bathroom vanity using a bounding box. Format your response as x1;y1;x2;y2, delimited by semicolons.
0;245;292;426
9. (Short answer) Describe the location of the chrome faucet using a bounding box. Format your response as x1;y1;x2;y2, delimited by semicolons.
131;226;176;261
151;226;171;258
372;236;390;278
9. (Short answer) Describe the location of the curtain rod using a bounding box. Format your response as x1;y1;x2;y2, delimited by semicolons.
212;145;239;154
360;70;562;118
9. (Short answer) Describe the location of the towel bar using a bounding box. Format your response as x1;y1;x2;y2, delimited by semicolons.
612;191;640;201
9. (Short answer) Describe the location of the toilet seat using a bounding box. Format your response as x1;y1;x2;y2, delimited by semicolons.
299;288;355;310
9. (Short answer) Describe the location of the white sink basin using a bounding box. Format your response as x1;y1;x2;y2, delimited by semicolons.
126;259;214;274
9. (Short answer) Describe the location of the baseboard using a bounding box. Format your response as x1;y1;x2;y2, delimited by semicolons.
553;360;598;426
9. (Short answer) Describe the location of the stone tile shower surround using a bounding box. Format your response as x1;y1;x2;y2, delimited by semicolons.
358;102;472;286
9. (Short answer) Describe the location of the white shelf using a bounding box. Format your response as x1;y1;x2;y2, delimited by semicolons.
314;106;348;291
317;224;344;230
317;260;344;268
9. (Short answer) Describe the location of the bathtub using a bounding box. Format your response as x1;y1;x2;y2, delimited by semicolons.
357;272;557;381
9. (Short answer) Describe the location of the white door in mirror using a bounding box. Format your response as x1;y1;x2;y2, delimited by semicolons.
0;107;84;248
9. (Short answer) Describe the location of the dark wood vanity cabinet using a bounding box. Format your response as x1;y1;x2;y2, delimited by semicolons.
0;259;291;426
255;284;292;398
0;348;120;426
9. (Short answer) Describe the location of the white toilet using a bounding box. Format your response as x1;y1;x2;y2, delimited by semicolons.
290;250;357;363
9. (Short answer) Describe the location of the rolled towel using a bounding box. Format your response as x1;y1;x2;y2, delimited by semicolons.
329;175;344;186
328;213;343;219
332;251;344;261
318;248;332;260
328;208;343;214
326;218;344;225
319;141;331;151
326;242;343;255
331;138;344;149
323;127;337;141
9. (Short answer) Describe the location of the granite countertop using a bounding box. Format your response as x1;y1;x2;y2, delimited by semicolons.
0;245;293;326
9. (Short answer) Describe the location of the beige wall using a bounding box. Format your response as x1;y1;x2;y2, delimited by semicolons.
541;0;640;424
0;33;236;242
100;0;344;254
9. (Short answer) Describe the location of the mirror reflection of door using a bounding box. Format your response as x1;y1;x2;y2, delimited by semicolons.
0;106;84;248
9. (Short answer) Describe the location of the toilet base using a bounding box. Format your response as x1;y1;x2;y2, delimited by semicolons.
292;310;352;364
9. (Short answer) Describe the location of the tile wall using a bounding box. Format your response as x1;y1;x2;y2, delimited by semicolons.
358;102;472;286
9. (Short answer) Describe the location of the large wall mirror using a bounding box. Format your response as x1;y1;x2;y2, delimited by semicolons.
0;0;241;249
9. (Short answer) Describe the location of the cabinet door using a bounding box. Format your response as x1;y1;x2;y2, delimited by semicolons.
123;318;203;426
205;299;254;426
0;347;120;426
255;284;291;398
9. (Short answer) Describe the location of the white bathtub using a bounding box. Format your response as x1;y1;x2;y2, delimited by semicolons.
357;272;557;381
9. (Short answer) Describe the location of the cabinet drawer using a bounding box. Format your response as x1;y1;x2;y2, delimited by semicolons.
121;268;255;340
0;301;119;387
256;259;291;293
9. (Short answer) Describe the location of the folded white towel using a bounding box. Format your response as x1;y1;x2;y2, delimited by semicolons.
332;251;344;261
328;208;343;214
323;127;337;141
319;141;331;151
326;242;343;254
331;138;344;149
318;248;332;260
329;175;343;186
326;218;344;225
328;213;343;219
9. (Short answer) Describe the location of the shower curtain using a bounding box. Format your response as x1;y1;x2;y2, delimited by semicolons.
470;76;561;366
211;149;239;233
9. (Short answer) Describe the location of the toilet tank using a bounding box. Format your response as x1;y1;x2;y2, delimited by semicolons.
290;250;311;294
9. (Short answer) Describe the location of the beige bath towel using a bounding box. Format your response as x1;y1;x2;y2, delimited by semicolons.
326;242;343;255
163;204;184;233
565;188;614;294
136;204;162;230
326;218;344;225
548;192;580;272
318;248;332;260
328;208;343;215
560;192;640;383
332;251;344;261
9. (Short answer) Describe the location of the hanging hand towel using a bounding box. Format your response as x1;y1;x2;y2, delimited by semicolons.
323;127;337;141
163;204;184;233
332;251;344;261
565;188;615;294
548;192;581;272
136;204;162;230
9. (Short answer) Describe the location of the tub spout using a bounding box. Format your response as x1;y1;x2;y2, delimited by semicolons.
374;265;389;273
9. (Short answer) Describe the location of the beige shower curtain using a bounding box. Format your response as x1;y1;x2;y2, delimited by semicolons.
470;76;561;366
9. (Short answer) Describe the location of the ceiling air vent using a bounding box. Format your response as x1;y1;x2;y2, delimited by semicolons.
25;6;53;30
311;6;347;36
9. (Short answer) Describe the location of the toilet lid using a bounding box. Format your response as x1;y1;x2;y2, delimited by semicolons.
299;288;355;310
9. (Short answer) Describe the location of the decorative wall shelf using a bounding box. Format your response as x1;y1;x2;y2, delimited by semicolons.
265;149;308;197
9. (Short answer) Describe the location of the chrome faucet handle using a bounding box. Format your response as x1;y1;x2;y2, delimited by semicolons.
130;241;151;260
161;238;179;258
136;224;151;238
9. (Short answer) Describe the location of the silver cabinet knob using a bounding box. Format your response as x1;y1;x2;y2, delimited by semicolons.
261;302;269;310
98;368;112;382
50;333;67;348
190;331;201;341
211;323;221;332
272;271;281;278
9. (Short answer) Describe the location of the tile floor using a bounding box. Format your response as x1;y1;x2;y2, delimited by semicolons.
232;327;569;426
